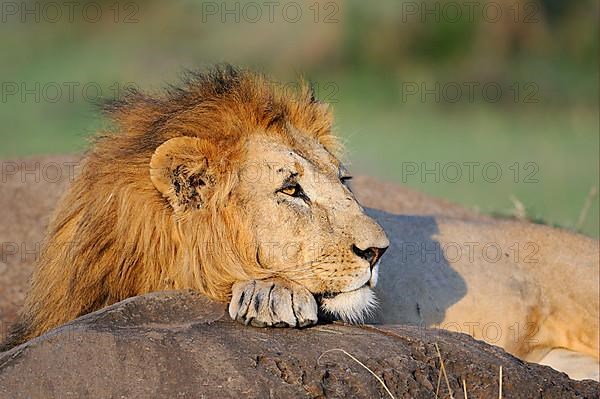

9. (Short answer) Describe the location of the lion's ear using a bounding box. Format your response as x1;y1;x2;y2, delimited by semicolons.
150;137;218;212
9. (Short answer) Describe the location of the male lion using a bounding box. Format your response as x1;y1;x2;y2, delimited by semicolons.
1;66;390;349
2;67;598;382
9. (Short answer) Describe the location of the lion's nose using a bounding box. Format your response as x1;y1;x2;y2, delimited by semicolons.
352;245;388;268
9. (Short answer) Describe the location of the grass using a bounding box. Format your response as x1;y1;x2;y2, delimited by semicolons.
332;82;599;237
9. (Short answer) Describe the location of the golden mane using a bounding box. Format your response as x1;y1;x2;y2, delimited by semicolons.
2;65;340;349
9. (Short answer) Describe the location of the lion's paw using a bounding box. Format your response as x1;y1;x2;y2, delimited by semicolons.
229;279;318;328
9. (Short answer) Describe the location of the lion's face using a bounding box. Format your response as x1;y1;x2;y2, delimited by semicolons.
234;135;390;321
150;132;389;322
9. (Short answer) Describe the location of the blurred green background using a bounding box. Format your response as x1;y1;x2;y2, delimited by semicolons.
0;0;598;236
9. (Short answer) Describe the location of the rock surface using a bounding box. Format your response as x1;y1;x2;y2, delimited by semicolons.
0;291;597;398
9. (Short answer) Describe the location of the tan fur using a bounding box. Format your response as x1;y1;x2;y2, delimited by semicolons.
368;209;599;380
2;66;388;349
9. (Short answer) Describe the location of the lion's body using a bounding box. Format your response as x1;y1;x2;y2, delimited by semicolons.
367;209;599;379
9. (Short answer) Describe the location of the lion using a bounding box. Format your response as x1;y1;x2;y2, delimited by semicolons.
365;209;599;381
1;67;598;382
1;66;390;349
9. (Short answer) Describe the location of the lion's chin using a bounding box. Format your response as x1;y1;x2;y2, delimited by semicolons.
318;286;378;324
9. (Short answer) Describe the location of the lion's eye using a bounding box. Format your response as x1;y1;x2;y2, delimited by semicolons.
340;176;353;184
279;184;301;197
277;177;310;205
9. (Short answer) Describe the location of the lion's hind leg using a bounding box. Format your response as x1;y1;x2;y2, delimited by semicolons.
538;348;599;381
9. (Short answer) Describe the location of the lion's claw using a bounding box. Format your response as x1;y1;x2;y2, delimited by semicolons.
229;279;318;328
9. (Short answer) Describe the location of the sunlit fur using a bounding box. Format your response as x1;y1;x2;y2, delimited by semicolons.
1;66;383;350
320;287;378;324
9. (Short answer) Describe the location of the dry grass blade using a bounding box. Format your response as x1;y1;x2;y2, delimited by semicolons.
498;365;503;399
435;367;442;398
462;379;468;399
576;186;598;231
435;343;455;399
317;348;396;399
509;195;527;221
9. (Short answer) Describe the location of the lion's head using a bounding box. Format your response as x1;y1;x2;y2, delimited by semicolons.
147;68;389;323
5;66;388;348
